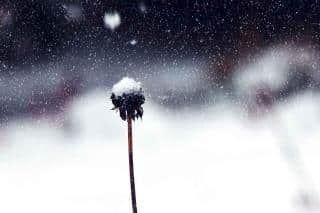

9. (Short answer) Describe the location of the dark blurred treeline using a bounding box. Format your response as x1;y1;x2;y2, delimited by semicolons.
0;0;319;72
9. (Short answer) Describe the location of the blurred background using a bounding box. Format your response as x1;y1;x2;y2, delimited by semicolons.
1;0;320;212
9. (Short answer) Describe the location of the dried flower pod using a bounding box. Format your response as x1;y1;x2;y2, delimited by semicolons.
111;77;145;121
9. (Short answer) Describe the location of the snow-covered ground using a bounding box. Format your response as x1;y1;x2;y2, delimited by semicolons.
0;88;320;213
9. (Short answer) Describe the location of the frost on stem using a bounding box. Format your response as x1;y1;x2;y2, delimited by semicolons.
111;77;145;121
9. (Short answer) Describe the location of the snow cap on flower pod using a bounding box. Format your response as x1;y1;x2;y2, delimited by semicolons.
111;77;145;121
112;77;142;96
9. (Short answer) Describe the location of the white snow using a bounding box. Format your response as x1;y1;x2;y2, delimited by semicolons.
232;45;320;106
1;47;320;212
0;90;320;213
233;47;290;96
140;59;210;102
103;12;121;31
111;77;142;96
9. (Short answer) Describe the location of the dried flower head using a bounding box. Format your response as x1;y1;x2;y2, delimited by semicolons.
111;77;145;121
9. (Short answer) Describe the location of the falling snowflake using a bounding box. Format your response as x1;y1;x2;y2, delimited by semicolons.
103;12;121;31
139;2;147;13
130;39;138;45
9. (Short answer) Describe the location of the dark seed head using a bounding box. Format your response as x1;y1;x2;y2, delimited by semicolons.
111;92;145;121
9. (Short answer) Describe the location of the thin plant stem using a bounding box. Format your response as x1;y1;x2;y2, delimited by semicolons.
127;117;138;213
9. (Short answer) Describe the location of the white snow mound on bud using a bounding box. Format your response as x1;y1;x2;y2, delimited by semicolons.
111;77;142;96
